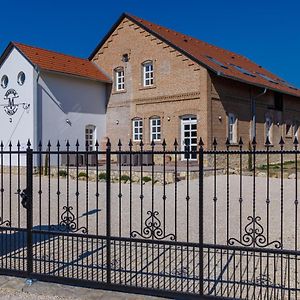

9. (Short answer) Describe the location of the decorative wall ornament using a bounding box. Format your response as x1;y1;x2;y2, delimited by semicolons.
1;89;30;117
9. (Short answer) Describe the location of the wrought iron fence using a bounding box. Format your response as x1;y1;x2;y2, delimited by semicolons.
0;137;299;299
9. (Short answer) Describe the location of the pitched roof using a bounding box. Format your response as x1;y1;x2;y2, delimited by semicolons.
90;13;300;97
7;42;110;83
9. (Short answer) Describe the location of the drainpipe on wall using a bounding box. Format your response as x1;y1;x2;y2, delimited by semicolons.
251;87;267;140
34;65;41;149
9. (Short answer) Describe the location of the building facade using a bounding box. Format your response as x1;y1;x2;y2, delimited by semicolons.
90;14;300;153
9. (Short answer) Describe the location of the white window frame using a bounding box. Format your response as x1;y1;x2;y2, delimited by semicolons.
115;67;125;91
228;113;237;144
265;116;273;144
132;119;143;142
143;61;154;87
85;125;96;151
150;117;161;142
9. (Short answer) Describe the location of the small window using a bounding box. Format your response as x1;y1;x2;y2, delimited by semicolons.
1;75;8;88
274;93;283;111
17;72;25;85
143;61;154;86
265;116;273;143
150;117;161;141
115;67;125;91
133;119;143;141
228;113;237;144
85;125;96;151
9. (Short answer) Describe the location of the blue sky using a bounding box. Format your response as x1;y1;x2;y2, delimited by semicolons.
1;0;299;86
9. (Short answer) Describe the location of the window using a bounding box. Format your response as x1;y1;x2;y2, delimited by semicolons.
1;75;8;88
85;125;96;151
265;116;272;143
115;67;125;91
228;113;237;144
150;117;161;141
143;61;154;86
274;93;283;111
181;116;197;160
17;72;25;85
133;119;143;141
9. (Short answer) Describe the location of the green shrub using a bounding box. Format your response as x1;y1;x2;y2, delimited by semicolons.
142;176;151;183
59;170;68;177
78;172;88;178
98;173;107;180
121;175;131;182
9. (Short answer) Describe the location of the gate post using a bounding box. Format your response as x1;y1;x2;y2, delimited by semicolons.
199;138;204;295
26;141;33;277
106;139;111;285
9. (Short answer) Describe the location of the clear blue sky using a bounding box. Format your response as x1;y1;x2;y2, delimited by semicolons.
1;0;299;86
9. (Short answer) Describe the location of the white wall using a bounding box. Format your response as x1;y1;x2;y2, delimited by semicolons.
0;47;35;165
38;71;107;151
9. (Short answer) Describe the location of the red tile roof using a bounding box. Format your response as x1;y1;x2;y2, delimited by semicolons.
90;13;300;97
12;42;110;83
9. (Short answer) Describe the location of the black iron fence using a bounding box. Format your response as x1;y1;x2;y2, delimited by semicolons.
0;137;299;299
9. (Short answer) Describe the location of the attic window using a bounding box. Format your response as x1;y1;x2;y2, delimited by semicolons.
206;56;228;69
256;73;278;84
231;64;256;77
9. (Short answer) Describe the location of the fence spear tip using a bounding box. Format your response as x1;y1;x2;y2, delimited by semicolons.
128;139;133;147
56;140;60;148
66;140;70;148
150;140;155;147
95;140;99;147
212;137;218;146
225;137;230;146
75;139;79;147
162;139;166;147
198;137;204;147
251;136;257;146
279;136;285;145
106;138;111;147
294;136;299;145
238;137;243;145
118;139;122;147
17;140;20;147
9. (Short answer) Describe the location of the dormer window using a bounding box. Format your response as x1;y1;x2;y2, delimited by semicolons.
115;67;125;91
142;61;154;87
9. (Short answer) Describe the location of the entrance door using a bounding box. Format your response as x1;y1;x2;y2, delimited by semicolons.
181;116;197;160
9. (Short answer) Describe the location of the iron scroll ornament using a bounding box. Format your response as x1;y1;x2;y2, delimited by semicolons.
228;216;282;248
51;206;88;234
131;210;176;240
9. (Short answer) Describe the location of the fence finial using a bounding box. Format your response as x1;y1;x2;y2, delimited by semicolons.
251;136;257;146
56;140;60;148
238;137;243;146
128;139;133;147
17;140;20;148
26;139;31;148
75;139;79;148
265;136;271;146
198;137;204;147
106;138;111;148
174;139;178;147
66;140;70;148
162;139;166;148
150;140;155;148
294;136;299;145
212;137;217;147
47;140;51;149
95;140;99;147
225;137;230;146
118;139;122;148
279;136;285;146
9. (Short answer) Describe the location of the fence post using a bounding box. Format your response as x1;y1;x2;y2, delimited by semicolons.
26;141;33;277
199;138;204;295
106;139;111;285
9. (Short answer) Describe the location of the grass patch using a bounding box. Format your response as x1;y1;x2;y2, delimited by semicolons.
98;173;107;181
78;172;88;178
121;175;131;183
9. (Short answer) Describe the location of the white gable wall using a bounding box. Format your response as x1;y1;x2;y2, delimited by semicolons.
38;71;107;151
0;47;35;151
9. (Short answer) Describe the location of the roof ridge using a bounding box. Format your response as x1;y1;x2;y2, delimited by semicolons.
12;41;89;62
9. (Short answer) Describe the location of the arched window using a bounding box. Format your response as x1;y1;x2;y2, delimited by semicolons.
142;61;154;87
150;116;161;141
114;67;125;91
85;125;96;151
132;118;143;141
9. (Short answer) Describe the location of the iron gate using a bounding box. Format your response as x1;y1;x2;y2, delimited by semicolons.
0;138;299;299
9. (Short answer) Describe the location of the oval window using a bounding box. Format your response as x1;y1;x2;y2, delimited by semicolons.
17;72;25;85
1;75;8;88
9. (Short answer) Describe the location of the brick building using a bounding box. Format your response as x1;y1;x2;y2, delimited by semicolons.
90;13;300;154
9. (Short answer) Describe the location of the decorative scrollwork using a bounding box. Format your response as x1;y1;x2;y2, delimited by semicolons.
53;206;87;233
0;217;10;227
228;216;282;248
131;210;175;240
